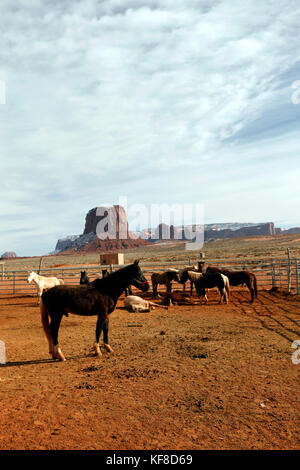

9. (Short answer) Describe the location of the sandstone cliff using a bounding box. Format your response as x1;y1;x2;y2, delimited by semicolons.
55;205;150;254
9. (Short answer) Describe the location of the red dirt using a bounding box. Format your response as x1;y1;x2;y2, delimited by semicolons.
0;289;300;450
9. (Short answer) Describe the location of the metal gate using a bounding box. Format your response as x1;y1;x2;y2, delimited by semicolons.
0;257;298;297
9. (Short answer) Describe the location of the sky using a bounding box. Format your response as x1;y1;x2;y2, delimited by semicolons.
0;0;300;256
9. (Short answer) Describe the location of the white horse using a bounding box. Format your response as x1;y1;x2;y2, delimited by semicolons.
27;271;64;303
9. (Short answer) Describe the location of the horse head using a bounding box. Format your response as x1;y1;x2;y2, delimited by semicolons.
27;272;35;283
198;262;205;273
80;271;90;285
130;260;149;292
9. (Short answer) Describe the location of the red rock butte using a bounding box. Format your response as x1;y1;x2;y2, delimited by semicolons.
55;205;150;254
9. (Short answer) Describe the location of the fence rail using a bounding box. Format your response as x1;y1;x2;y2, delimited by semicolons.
0;256;299;297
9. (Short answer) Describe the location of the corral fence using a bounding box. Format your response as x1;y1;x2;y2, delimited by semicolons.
0;256;299;297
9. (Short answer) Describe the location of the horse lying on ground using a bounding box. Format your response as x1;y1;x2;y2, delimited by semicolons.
151;270;180;298
27;271;64;303
40;260;149;361
123;295;168;312
194;272;230;304
205;266;257;303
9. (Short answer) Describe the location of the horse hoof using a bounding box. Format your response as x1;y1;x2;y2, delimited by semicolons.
94;343;102;357
52;352;66;361
103;343;114;353
53;346;66;361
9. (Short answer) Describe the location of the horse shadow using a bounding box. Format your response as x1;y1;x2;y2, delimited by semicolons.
5;303;39;308
1;358;58;367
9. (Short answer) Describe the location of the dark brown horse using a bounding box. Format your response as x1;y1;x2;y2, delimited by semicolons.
40;260;149;361
80;271;90;285
82;269;133;295
205;266;257;303
151;270;180;298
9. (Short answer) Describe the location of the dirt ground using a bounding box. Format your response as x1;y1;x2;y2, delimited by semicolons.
0;288;300;450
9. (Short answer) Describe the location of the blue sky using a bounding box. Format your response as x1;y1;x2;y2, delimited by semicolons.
0;0;300;256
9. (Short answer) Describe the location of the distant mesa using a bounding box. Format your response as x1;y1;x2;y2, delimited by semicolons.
275;226;300;235
55;205;150;254
204;222;276;241
54;205;300;255
136;222;276;242
1;251;17;259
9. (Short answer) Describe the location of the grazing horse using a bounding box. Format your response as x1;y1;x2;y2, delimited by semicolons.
27;271;64;303
206;266;257;303
194;272;230;304
123;295;168;312
177;265;198;292
40;260;149;361
179;270;205;296
151;270;180;298
80;271;90;285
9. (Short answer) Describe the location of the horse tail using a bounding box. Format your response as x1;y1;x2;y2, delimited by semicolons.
253;275;257;298
225;276;230;301
40;298;54;354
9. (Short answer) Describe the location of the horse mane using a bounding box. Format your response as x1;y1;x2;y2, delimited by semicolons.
91;262;141;295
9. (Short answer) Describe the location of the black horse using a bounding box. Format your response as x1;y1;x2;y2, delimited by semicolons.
82;269;133;295
194;272;230;304
41;260;149;361
80;271;90;285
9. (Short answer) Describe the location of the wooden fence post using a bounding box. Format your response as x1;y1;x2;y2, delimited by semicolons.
38;257;43;274
271;260;276;288
296;259;299;295
279;260;282;287
13;272;15;294
287;248;291;292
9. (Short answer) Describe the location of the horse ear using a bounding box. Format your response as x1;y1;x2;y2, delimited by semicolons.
134;259;140;265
